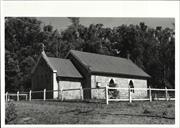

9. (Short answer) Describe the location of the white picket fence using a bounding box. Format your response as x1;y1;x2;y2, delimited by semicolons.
5;92;28;101
5;87;175;104
5;88;85;102
105;86;175;105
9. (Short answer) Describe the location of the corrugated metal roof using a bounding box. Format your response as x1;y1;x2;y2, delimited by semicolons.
69;50;150;78
48;57;83;78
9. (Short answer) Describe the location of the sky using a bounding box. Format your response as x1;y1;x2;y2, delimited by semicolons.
37;17;175;32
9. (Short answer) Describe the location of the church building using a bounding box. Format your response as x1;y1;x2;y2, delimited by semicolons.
31;48;150;100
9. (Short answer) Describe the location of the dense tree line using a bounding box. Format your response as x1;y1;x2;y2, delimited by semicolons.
5;17;175;92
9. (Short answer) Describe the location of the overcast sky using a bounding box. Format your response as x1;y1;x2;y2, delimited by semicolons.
37;17;175;32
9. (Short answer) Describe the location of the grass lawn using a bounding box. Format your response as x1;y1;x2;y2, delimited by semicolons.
6;100;175;124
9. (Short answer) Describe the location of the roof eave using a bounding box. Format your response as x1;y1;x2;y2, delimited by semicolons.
56;76;83;82
91;71;150;79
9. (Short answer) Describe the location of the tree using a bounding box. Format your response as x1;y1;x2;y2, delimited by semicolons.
5;17;44;92
5;17;175;92
5;17;67;91
155;27;175;88
5;50;20;92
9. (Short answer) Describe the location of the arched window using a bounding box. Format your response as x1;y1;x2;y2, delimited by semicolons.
129;80;134;93
109;79;115;87
108;79;118;98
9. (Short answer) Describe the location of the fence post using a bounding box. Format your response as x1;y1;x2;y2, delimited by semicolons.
57;89;59;100
61;89;63;101
149;86;152;102
58;81;60;99
5;92;8;102
154;93;157;100
80;88;83;101
165;87;168;101
17;91;19;101
105;86;109;105
129;87;132;103
43;89;46;101
29;90;31;101
25;94;27;101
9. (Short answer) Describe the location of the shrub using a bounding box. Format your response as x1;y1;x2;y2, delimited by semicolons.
162;111;167;116
167;104;173;108
5;102;17;123
108;83;119;99
143;109;151;114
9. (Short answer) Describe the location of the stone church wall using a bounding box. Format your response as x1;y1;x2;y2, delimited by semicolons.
91;75;147;99
60;81;82;100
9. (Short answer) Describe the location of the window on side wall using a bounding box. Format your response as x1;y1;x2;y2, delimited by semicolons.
109;79;115;87
129;80;135;93
96;82;101;88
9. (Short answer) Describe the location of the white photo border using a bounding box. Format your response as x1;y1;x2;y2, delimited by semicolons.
1;1;179;128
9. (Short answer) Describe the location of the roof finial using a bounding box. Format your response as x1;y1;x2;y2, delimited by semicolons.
40;43;45;53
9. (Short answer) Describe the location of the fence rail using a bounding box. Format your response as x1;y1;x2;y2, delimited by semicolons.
105;86;175;104
5;87;175;104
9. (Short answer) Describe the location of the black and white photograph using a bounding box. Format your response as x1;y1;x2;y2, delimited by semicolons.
4;16;176;124
1;1;180;128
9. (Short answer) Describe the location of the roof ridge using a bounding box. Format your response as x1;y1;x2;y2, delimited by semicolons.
41;51;56;71
70;50;129;61
48;56;70;60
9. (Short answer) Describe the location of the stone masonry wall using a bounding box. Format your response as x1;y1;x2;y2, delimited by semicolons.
91;75;147;99
60;81;82;100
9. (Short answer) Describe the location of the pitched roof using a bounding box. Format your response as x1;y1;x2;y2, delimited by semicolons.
47;57;83;78
31;51;82;79
68;50;150;78
31;51;55;74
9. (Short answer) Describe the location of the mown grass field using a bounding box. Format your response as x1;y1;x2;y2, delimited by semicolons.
6;100;175;124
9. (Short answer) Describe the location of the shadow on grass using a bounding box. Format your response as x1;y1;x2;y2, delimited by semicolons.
99;112;175;120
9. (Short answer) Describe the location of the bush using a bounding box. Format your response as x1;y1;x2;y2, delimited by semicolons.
5;102;17;123
108;83;119;99
167;104;173;108
143;109;151;114
162;111;167;116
